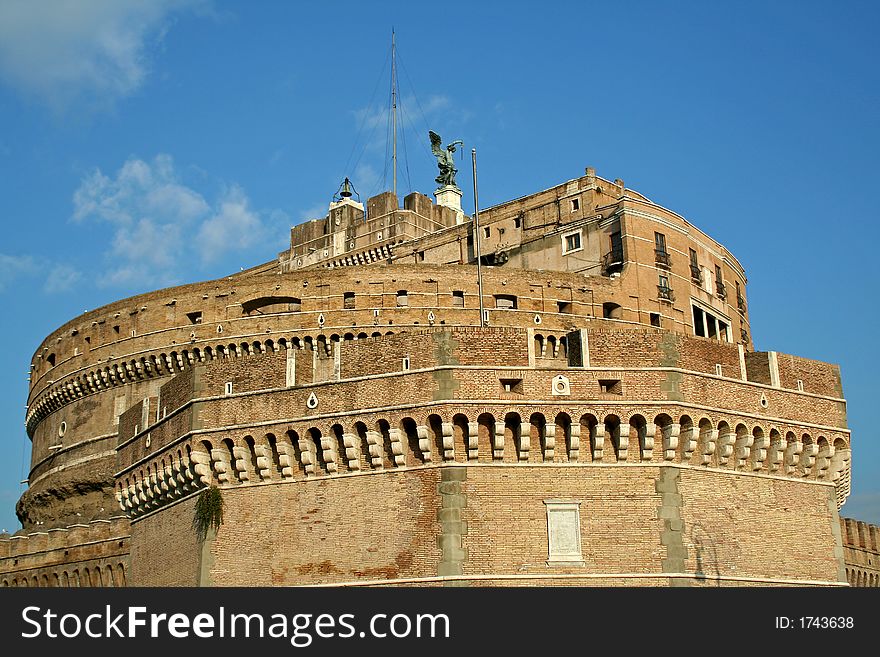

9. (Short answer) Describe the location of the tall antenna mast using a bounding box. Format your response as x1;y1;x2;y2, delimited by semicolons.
472;148;485;327
391;28;397;198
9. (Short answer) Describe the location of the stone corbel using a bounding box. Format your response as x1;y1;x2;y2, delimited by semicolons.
617;423;630;462
517;424;529;461
680;425;696;462
253;444;272;479
466;422;479;460
440;423;455;461
544;423;556;461
767;436;787;473
366;430;384;468
717;430;735;466
592;424;606;462
190;450;212;486
275;441;296;479
417;425;432;463
342;433;360;471
783;440;802;475
734;433;753;469
388;428;406;466
568;423;580;461
700;429;719;466
319;436;338;473
493;422;505;460
231;446;250;481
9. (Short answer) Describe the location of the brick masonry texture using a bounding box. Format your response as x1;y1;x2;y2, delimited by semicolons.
3;169;865;587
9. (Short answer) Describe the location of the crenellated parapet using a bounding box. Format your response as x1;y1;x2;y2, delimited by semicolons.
0;516;129;587
840;517;880;587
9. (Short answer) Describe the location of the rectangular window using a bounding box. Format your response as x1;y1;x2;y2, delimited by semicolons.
557;301;573;314
343;292;355;309
658;274;673;301
689;248;702;283
598;379;622;394
715;264;726;298
186;311;203;324
494;294;517;309
650;312;661;327
484;226;490;238
655;232;667;253
452;290;465;308
500;378;524;394
396;290;408;307
562;230;582;254
654;232;670;267
513;216;521;229
544;500;584;565
570;198;579;212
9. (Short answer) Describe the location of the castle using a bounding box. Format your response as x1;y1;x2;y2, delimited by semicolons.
2;166;877;587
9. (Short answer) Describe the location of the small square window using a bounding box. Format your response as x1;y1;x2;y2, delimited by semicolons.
562;231;582;254
500;378;523;394
650;312;661;327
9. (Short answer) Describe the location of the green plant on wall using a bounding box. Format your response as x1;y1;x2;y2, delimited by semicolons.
192;485;224;540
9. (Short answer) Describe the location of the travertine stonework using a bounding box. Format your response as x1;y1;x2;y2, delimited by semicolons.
2;168;872;587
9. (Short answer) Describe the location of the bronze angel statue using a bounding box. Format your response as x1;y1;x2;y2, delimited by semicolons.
429;130;463;188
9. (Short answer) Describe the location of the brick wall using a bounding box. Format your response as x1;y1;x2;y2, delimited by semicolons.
129;497;201;586
208;471;442;585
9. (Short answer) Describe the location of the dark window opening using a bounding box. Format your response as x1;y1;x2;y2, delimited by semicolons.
186;311;202;325
602;231;624;275
598;379;622;395
654;232;670;267
452;290;465;308
343;292;355;309
113;325;120;334
499;378;524;394
650;312;661;327
483;226;490;238
693;306;706;337
658;274;674;301
715;264;726;298
242;296;302;315
46;353;56;367
602;302;622;319
494;294;517;309
557;301;573;314
513;216;521;228
396;290;408;307
571;198;580;211
689;248;702;283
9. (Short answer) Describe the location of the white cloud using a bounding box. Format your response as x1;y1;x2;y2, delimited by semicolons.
196;185;265;264
43;264;83;294
0;253;37;291
72;154;282;287
0;0;207;110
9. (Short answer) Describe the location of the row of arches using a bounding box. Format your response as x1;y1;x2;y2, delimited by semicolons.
28;331;403;433
2;562;126;587
533;334;568;359
116;409;850;519
845;568;879;587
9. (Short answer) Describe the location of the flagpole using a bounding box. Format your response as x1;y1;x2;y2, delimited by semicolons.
472;148;485;327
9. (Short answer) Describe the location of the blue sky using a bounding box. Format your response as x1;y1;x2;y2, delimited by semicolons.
0;0;877;533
